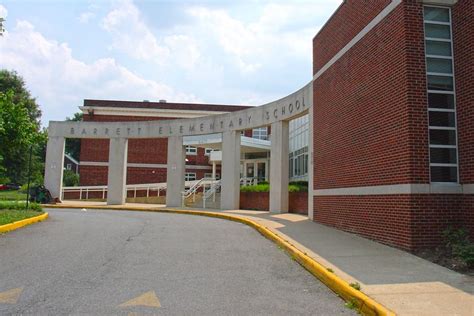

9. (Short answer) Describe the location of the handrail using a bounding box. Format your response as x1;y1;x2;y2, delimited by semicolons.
202;179;221;208
240;177;258;186
62;182;167;200
181;177;219;207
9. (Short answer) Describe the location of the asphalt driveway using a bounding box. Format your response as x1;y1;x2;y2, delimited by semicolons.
0;208;352;315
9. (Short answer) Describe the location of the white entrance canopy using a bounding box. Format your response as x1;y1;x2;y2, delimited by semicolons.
44;82;313;215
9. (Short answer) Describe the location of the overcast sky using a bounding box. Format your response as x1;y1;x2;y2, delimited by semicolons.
0;0;342;126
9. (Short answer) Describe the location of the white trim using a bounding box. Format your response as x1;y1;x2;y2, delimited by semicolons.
313;0;402;81
80;106;229;119
421;0;458;6
464;184;474;194
313;183;473;196
79;161;212;170
64;153;79;165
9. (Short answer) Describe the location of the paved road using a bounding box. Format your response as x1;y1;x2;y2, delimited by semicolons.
0;208;352;315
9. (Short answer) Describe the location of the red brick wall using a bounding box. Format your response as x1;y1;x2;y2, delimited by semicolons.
80;115;171;164
314;194;473;250
79;114;213;185
239;192;269;211
453;1;474;184
79;166;108;186
239;192;308;214
313;2;427;190
312;0;391;75
289;192;308;215
311;1;473;250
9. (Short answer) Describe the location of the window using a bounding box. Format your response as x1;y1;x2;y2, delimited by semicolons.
66;164;72;170
424;6;458;183
185;146;197;155
289;146;308;179
204;173;220;179
205;148;213;156
252;127;268;140
185;173;196;181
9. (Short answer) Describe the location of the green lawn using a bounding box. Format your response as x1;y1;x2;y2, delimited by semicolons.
0;190;27;201
0;209;44;226
0;199;43;226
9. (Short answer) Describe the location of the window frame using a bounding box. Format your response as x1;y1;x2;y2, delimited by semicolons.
424;5;459;184
184;172;196;181
185;146;197;155
252;127;268;140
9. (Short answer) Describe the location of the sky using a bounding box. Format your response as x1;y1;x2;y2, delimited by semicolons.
0;0;342;126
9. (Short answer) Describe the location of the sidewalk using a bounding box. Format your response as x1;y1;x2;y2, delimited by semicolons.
46;201;474;315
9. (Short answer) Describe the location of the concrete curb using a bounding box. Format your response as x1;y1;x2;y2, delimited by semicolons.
0;212;49;234
45;204;395;316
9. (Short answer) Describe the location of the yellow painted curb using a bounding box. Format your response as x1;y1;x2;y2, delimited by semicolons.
45;205;395;315
0;212;49;234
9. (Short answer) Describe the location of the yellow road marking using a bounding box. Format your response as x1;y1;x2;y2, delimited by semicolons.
0;288;23;304
119;291;161;308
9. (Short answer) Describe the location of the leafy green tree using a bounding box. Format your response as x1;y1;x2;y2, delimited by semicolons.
0;89;40;183
0;70;41;127
65;112;83;161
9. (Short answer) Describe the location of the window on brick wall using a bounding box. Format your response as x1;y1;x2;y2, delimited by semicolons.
204;148;213;156
204;173;220;180
424;6;458;183
252;127;268;140
185;173;196;181
185;146;197;155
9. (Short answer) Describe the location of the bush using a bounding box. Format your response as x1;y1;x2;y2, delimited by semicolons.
241;183;270;192
443;226;474;267
63;170;79;186
289;181;308;192
0;200;42;211
240;181;308;193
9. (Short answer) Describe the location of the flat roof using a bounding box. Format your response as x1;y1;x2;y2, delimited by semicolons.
83;99;253;112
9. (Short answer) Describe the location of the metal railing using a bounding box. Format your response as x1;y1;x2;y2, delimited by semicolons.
202;180;221;209
62;183;166;201
181;177;218;207
240;177;258;186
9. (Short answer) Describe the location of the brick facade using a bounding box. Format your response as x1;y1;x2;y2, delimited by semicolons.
453;0;474;184
79;109;230;185
312;1;473;250
239;192;308;215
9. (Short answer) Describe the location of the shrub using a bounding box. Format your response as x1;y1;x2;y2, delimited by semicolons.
240;183;270;192
240;181;308;193
443;226;474;267
63;170;79;186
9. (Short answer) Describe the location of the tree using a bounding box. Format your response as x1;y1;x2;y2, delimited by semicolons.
0;90;39;183
0;70;41;127
65;112;83;161
0;70;43;184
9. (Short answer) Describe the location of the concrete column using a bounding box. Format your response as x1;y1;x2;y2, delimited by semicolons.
270;121;289;213
307;106;315;220
166;136;185;207
212;161;217;179
44;136;65;201
107;138;128;205
221;131;240;210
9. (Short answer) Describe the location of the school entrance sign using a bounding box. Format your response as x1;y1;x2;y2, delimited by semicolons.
45;82;313;214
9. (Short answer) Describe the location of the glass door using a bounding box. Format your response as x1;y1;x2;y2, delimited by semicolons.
257;162;266;182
